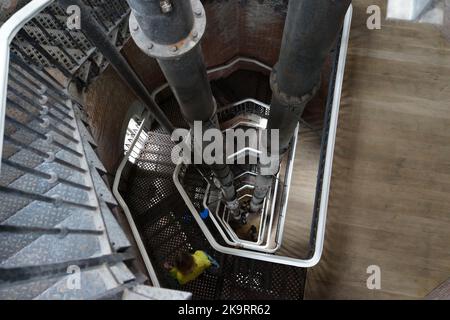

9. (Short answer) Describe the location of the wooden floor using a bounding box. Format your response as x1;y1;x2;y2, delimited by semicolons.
281;0;450;299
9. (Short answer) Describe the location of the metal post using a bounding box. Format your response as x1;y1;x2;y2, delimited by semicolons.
58;0;175;134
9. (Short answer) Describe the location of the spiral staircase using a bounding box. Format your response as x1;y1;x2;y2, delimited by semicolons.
0;0;351;300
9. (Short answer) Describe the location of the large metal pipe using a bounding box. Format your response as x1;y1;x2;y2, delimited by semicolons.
128;0;239;217
250;0;351;213
58;0;175;134
157;46;216;124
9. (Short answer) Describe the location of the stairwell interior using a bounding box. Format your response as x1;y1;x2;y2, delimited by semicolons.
1;0;448;300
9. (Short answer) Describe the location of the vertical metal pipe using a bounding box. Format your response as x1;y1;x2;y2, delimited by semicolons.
250;0;351;213
128;0;239;217
58;0;175;134
271;0;351;151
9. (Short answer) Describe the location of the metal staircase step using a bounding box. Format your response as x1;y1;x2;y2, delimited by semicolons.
1;211;103;268
0;276;60;300
1;51;138;298
0;253;133;300
122;285;192;300
7;1;130;85
35;265;120;300
0;185;93;263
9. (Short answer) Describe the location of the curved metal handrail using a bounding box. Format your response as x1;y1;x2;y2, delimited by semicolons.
150;58;273;105
207;56;272;74
173;123;299;262
201;103;286;252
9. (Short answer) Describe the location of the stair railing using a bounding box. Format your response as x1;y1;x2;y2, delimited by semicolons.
174;6;354;268
112;110;161;287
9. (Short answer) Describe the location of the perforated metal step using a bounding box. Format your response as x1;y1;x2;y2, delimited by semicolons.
0;53;140;299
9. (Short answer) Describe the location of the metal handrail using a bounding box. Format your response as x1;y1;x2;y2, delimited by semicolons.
114;4;352;268
111;57;280;275
150;57;273;104
173;5;353;267
208;56;272;74
0;0;54;172
173;122;299;261
112;111;161;287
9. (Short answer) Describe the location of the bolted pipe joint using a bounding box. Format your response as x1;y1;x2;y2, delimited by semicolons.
270;64;321;110
128;0;206;60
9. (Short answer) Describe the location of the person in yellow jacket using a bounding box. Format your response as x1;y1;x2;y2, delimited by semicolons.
164;250;219;285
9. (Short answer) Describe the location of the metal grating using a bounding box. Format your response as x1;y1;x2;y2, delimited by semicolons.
7;1;131;85
308;35;341;258
121;106;307;300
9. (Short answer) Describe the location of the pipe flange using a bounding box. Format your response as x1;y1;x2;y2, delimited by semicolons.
129;0;206;60
270;64;321;109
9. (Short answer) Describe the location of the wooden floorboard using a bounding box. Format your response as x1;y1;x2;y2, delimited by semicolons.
281;0;450;299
